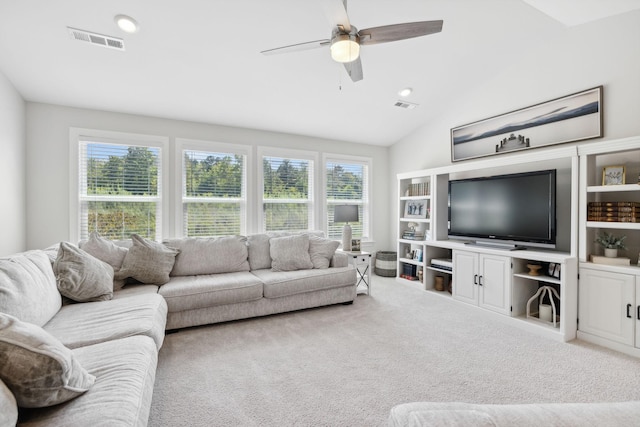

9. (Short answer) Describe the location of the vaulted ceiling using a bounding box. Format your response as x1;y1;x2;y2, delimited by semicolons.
0;0;638;146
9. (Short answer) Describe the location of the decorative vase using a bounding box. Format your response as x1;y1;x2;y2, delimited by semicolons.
604;248;618;258
527;264;542;276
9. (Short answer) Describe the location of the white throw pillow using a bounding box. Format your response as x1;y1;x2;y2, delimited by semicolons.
270;234;314;272
308;236;340;269
54;242;114;302
0;313;95;408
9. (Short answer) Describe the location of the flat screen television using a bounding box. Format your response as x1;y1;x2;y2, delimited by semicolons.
448;169;556;249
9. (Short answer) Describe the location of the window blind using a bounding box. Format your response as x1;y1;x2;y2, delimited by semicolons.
182;150;245;236
79;141;162;240
326;160;369;240
262;156;313;232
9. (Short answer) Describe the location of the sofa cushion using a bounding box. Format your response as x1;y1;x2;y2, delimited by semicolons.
165;236;250;276
0;379;17;427
159;272;263;312
388;401;640;427
19;335;158;427
116;234;179;285
0;250;61;327
53;242;114;303
252;266;356;298
270;234;314;272
43;293;167;350
308;236;340;269
0;313;95;408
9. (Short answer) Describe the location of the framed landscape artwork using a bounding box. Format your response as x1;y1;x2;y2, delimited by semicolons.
451;86;603;162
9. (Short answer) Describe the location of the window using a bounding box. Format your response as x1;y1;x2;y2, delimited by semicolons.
326;158;370;241
181;148;246;236
261;151;315;232
78;140;163;241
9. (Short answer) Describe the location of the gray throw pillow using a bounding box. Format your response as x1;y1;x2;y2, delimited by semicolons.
270;234;314;272
116;234;179;285
308;236;340;269
80;231;128;271
0;313;95;408
54;242;114;302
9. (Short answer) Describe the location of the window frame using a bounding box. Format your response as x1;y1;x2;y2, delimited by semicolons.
323;153;372;242
175;138;251;237
69;128;170;243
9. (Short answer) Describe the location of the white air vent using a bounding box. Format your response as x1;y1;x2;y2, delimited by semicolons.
394;100;418;109
67;27;125;51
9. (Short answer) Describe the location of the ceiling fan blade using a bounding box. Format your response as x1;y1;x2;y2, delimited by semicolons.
261;39;330;56
359;20;443;45
343;56;363;82
322;0;351;32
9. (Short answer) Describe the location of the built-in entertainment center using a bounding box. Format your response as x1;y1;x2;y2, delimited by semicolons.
397;136;640;351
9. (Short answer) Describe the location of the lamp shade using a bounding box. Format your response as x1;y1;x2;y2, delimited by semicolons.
334;205;359;223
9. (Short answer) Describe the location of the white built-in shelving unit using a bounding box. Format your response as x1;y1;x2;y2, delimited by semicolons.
577;137;640;357
397;145;580;342
398;136;640;351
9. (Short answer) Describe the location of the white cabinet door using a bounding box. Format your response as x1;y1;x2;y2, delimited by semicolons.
578;268;635;346
453;250;478;306
478;254;512;315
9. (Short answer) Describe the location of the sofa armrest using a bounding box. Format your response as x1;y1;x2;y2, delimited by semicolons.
330;252;348;268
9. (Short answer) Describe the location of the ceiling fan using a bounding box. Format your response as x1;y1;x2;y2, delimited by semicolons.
260;0;443;82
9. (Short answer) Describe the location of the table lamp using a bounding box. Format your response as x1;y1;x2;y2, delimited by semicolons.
334;205;359;251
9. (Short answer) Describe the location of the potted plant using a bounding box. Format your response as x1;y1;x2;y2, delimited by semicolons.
595;232;627;258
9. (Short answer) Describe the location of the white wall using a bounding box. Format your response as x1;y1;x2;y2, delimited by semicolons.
389;11;640;241
25;103;390;251
0;70;26;256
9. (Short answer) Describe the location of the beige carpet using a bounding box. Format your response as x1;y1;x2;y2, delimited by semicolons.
149;276;640;426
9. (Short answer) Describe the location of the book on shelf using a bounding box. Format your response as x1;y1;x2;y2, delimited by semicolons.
587;216;637;222
587;206;639;213
402;230;424;240
590;255;631;266
588;201;640;208
399;274;419;281
407;182;430;197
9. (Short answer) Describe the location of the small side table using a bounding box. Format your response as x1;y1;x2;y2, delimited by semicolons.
341;251;372;295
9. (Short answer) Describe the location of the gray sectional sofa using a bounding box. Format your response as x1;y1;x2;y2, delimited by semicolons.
0;231;356;426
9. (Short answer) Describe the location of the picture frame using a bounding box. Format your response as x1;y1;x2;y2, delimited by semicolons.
403;200;428;219
547;262;561;279
451;86;603;162
351;239;361;252
602;165;626;185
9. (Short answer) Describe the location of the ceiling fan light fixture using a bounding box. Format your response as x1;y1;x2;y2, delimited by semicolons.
115;14;139;33
330;34;360;63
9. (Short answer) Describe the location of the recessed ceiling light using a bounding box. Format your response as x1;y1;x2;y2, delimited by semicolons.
398;88;413;97
114;14;138;33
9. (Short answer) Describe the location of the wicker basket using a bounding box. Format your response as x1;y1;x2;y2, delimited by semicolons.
375;251;397;277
